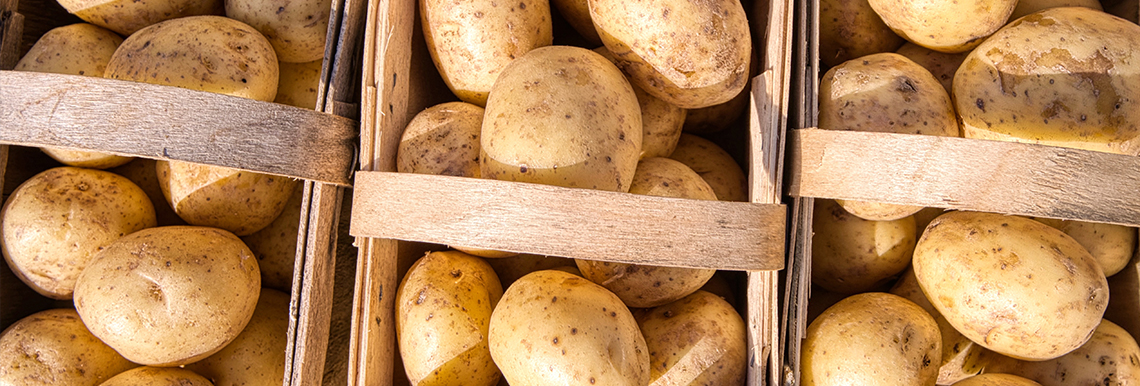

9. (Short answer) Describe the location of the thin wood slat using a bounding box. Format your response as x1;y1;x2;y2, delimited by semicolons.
0;0;21;71
350;172;787;271
0;71;358;186
788;128;1140;227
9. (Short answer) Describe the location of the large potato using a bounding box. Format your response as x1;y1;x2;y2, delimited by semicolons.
1009;0;1102;20
867;0;1017;53
240;183;303;292
891;268;985;385
637;291;745;386
914;212;1109;360
593;46;685;160
1;167;156;299
667;134;747;202
0;309;137;385
226;0;330;63
982;319;1140;386
811;199;915;294
56;0;222;36
950;374;1042;386
953;7;1140;155
396;251;503;386
819;0;904;68
420;0;552;106
73;226;260;366
99;367;214;386
488;270;649;386
157;161;297;236
802;292;941;386
591;0;751;108
481;46;642;192
186;288;289;386
896;42;969;94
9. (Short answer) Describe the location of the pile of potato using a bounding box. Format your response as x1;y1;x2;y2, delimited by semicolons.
0;0;331;383
806;1;1140;385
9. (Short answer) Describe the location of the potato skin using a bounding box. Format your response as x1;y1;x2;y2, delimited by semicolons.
819;0;904;68
98;367;214;386
1033;219;1136;277
593;46;685;160
397;102;484;178
891;269;985;385
1;167;156;299
225;0;330;63
275;59;322;109
895;42;968;94
110;158;186;226
484;253;575;287
667;134;747;202
58;0;223;36
0;309;138;386
811;199;915;294
186;288;290;386
983;319;1140;386
488;270;649;386
868;0;1016;53
240;183;303;292
73;226;261;366
950;374;1042;386
157;161;298;237
914;212;1109;361
637;291;745;386
1009;0;1102;21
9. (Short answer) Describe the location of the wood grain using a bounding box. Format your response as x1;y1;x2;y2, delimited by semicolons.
0;0;21;71
1;71;357;186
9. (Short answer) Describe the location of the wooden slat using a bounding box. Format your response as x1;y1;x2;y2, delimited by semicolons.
789;129;1140;227
287;182;345;386
0;71;357;186
0;0;22;71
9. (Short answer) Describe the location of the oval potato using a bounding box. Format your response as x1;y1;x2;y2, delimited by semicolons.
593;46;685;160
0;309;138;386
811;199;915;294
186;288;290;386
99;367;214;386
868;0;1017;53
225;0;330;63
982;319;1140;386
57;0;222;36
157;161;297;236
637;291;745;386
895;42;969;94
397;102;484;178
819;0;904;68
667;134;747;202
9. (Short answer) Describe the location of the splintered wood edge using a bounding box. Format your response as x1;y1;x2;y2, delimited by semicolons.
0;71;357;186
789;129;1140;227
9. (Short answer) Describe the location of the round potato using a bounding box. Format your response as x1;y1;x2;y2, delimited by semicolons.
950;374;1042;386
226;0;330;63
488;270;649;386
241;183;303;292
157;161;298;236
896;42;969;94
812;199;915;294
0;309;137;386
551;0;600;45
953;7;1140;155
1009;0;1102;21
591;0;751;108
56;0;222;36
820;0;904;68
186;288;290;386
420;0;552;106
593;46;685;160
484;253;575;287
275;59;322;109
983;319;1140;386
637;291;745;386
396;251;503;386
891;268;986;385
110;158;186;226
99;367;214;386
914;212;1109;360
481;46;642;192
1033;219;1136;277
667;134;747;202
397;102;484;178
73;226;261;366
802;292;941;386
868;0;1016;53
1;167;156;299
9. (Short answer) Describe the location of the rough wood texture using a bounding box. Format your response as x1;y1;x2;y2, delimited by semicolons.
1;71;358;186
0;0;22;71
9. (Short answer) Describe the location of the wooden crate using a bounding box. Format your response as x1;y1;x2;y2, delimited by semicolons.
0;0;365;384
347;0;797;385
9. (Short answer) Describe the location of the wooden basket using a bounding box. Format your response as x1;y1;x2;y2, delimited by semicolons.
0;0;365;384
346;0;798;385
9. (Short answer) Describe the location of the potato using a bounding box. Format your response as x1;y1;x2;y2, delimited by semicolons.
488;270;649;386
914;212;1109;360
867;0;1016;53
699;271;737;308
1033;219;1136;277
593;46;685;160
576;157;716;308
240;183;303;292
481;46;642;192
912;207;948;238
157;161;298;236
1009;0;1102;20
397;102;484;178
820;0;904;68
802;292;941;386
551;0;601;45
811;199;915;294
99;367;214;386
0;309;137;385
667;134;747;202
110;158;185;226
637;291;745;386
396;251;503;386
896;43;968;94
953;7;1140;155
591;0;751;108
1;167;156;299
950;374;1042;386
225;0;330;63
275;59;322;109
484;253;575;287
73;226;260;366
56;0;222;36
891;269;985;385
186;288;289;386
982;319;1140;386
420;0;552;106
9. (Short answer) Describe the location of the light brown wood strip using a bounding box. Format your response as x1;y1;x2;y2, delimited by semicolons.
789;129;1140;227
290;182;344;386
0;71;357;186
0;10;22;70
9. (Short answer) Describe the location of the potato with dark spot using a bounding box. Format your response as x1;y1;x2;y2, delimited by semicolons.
275;59;322;109
950;374;1042;386
667;134;746;202
396;251;503;386
594;46;685;160
73;226;260;366
896;43;968;94
637;291;745;386
99;367;214;386
241;183;303;292
819;0;904;68
398;102;484;178
1;167;156;299
56;0;222;36
891;269;986;385
0;309;138;385
802;292;941;386
982;319;1140;386
186;288;290;386
1008;0;1102;21
812;199;915;294
868;0;1016;53
914;212;1109;361
226;0;330;63
488;270;649;386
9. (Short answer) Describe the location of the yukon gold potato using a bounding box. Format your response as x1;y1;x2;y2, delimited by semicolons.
421;0;552;105
484;253;575;287
593;46;685;159
73;226;260;366
983;319;1140;386
552;0;601;44
396;251;503;386
1;167;156;299
275;59;322;109
157;161;297;236
99;367;214;386
56;0;222;36
576;157;716;308
896;43;969;94
802;292;941;386
867;0;1016;53
950;374;1042;386
954;7;1140;155
488;270;649;386
914;212;1109;361
891;269;985;385
481;46;642;192
397;102;484;178
1033;219;1135;277
186;289;289;386
637;291;745;386
0;309;137;386
110;158;185;226
667;134;747;202
812;199;915;294
819;0;904;68
1009;0;1102;20
591;0;751;108
241;183;303;292
226;0;330;63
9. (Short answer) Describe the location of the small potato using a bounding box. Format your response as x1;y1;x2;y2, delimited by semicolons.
275;59;322;109
950;374;1042;386
891;268;985;385
397;102;484;178
802;292;941;386
110;158;185;226
241;183;303;292
74;226;260;366
1033;219;1136;277
484;253;575;287
667;134;747;202
637;291;745;386
488;270;649;386
593;46;685;160
914;212;1109;360
226;0;330;63
819;0;904;68
0;309;137;385
551;0;601;45
186;288;290;386
811;199;915;294
1009;0;1102;20
867;0;1017;53
157;161;298;236
983;319;1140;386
56;0;222;36
895;42;968;94
1;167;156;299
99;367;214;386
